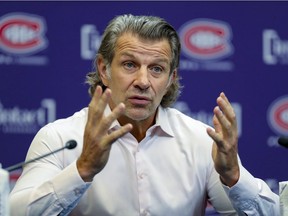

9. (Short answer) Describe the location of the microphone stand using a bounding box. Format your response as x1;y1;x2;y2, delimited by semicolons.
5;140;77;172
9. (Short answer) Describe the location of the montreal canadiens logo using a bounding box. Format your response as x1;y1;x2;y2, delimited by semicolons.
0;13;47;55
179;19;233;61
268;96;288;135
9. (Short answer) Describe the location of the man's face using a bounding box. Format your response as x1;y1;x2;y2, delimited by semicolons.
99;32;173;122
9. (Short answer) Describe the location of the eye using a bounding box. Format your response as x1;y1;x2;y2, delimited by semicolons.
150;65;164;76
123;62;136;70
153;66;162;73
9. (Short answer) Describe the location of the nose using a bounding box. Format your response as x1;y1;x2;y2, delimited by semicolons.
134;67;151;90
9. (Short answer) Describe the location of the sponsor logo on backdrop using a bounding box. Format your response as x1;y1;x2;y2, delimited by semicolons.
80;24;101;60
263;30;288;65
0;99;56;134
267;95;288;147
173;101;242;137
178;19;234;71
0;13;48;65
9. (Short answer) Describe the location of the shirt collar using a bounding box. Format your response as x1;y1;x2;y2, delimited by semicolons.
154;106;174;137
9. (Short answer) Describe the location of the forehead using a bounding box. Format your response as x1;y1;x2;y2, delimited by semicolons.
115;32;172;59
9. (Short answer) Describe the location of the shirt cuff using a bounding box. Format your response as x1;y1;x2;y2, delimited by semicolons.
52;160;91;207
222;165;259;201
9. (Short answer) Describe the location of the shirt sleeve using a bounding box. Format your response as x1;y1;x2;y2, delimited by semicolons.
222;165;280;216
9;161;90;216
207;162;279;216
9;124;90;216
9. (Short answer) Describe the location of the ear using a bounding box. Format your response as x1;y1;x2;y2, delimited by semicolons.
97;55;109;86
167;69;177;88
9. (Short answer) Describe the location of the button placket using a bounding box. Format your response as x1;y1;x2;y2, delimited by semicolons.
135;149;149;214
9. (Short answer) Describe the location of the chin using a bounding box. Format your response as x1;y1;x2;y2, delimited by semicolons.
126;109;152;121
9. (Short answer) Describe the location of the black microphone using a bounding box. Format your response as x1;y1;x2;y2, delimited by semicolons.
278;137;288;148
5;140;77;172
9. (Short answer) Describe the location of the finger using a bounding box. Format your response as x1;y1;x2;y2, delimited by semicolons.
220;92;229;104
207;127;223;146
107;123;133;144
95;88;111;113
99;103;126;132
89;85;103;107
211;112;221;133
214;106;231;133
88;87;111;124
217;92;236;124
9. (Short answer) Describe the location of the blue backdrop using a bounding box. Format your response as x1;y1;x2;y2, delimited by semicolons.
1;2;288;213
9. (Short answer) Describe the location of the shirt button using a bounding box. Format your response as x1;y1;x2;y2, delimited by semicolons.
138;173;145;179
73;188;82;196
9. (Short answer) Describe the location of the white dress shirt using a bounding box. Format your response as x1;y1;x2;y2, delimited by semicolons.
9;106;279;216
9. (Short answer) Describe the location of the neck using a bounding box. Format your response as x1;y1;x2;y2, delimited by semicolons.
118;114;156;142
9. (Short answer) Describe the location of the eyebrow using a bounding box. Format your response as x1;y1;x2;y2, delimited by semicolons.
119;52;134;59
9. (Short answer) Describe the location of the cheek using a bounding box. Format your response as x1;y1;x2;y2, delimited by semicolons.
153;81;170;97
109;77;130;97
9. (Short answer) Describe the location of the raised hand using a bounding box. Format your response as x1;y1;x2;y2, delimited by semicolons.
77;86;133;182
207;92;239;187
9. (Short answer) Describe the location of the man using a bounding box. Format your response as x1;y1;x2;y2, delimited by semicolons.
10;14;279;216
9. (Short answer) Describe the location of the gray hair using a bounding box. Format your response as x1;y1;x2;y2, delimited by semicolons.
86;14;183;107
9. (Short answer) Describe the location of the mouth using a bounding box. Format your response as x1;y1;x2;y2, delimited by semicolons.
128;95;151;106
